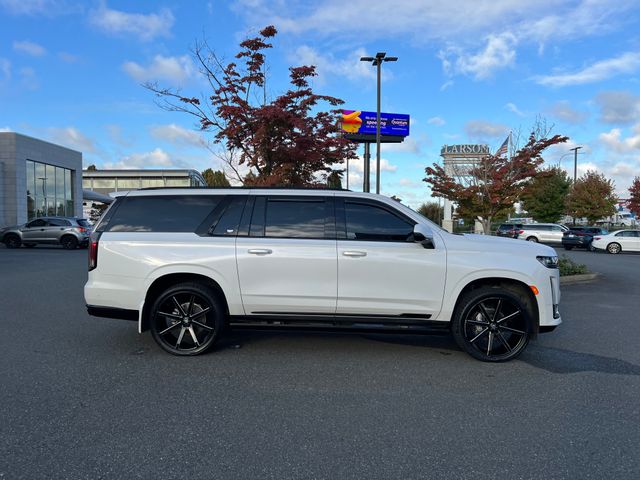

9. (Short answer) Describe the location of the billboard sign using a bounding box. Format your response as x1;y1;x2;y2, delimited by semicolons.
342;110;410;137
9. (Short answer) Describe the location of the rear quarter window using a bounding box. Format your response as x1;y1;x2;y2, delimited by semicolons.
105;195;222;232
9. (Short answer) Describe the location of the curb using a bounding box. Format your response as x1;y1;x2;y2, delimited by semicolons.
560;273;600;285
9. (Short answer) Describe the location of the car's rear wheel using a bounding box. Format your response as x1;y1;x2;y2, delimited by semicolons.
149;283;224;356
452;287;531;362
3;234;21;248
607;242;621;254
526;236;538;243
61;235;78;250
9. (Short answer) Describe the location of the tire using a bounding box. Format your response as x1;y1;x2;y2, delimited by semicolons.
149;282;224;356
526;236;538;243
607;242;621;254
563;245;573;250
61;235;78;250
451;286;532;362
3;234;21;248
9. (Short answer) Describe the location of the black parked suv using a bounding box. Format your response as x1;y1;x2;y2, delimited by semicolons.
495;223;523;239
562;226;608;250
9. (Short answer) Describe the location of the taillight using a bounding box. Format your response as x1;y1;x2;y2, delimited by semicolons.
78;227;86;233
518;230;524;234
594;236;601;241
88;232;101;271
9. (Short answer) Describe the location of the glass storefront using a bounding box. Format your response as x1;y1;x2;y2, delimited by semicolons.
26;160;74;220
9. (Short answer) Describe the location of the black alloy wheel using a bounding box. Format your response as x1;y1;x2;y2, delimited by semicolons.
150;283;223;356
452;287;531;362
3;234;21;248
61;235;78;250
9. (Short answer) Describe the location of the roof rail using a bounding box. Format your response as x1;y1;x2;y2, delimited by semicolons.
138;186;352;191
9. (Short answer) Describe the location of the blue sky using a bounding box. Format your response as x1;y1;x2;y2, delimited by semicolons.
1;0;640;207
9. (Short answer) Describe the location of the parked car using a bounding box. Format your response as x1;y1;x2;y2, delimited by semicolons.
495;223;523;239
591;230;640;254
517;223;569;244
562;226;609;251
85;188;562;362
0;217;91;249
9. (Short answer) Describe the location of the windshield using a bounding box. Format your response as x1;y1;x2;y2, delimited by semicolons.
77;219;91;227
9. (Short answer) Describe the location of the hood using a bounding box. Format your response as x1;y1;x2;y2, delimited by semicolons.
444;232;557;257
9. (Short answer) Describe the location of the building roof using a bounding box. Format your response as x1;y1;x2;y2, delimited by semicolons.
82;169;202;177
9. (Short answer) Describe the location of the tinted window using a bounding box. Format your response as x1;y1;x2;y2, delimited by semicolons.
345;202;414;242
27;219;47;228
615;231;638;237
264;198;326;238
77;219;91;227
552;226;562;232
212;196;247;236
531;225;551;231
106;196;221;232
49;218;71;226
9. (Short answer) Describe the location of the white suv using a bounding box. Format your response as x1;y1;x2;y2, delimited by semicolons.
85;189;561;362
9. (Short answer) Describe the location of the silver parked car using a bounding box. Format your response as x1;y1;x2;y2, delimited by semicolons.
517;223;568;244
0;217;91;249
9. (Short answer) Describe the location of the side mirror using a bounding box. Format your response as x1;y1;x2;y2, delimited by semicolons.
413;229;435;249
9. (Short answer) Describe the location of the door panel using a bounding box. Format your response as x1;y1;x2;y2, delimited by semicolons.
336;198;445;317
21;219;48;242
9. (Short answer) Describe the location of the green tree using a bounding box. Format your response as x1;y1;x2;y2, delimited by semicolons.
86;164;97;171
326;170;343;189
201;168;230;187
417;202;444;225
520;167;571;222
565;171;617;223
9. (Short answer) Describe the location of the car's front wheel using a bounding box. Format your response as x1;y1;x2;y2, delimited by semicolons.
3;234;21;248
149;283;224;356
452;286;532;362
526;236;538;243
607;242;621;254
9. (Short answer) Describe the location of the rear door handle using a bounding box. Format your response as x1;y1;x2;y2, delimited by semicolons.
248;249;273;255
342;251;367;257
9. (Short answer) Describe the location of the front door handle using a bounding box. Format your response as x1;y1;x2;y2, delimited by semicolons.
248;249;273;255
342;251;367;257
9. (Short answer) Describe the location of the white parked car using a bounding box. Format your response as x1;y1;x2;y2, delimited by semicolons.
591;230;640;254
84;189;562;362
516;223;569;244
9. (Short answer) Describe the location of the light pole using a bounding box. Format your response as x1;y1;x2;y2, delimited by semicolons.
360;52;397;194
569;146;582;184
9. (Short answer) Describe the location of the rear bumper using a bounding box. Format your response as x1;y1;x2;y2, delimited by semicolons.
87;305;138;321
562;238;591;247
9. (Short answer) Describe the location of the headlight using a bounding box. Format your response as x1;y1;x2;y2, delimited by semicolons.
536;256;559;269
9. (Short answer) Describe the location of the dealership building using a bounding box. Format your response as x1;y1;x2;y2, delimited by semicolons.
0;132;83;228
82;168;207;196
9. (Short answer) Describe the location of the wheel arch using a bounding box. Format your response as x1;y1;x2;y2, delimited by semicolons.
140;273;230;332
452;277;540;337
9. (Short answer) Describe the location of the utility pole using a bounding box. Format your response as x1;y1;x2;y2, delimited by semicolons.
360;52;398;194
569;146;582;184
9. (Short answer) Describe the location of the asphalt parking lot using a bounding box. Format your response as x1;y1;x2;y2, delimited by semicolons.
1;245;639;479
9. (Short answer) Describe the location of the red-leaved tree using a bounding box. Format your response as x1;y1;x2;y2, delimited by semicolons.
423;127;568;233
628;176;640;217
145;26;356;186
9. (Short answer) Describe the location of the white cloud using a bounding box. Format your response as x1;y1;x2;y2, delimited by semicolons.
441;32;517;80
291;45;380;84
440;80;453;91
122;55;193;85
549;100;588;124
383;136;426;155
58;52;79;63
150;124;205;147
89;2;174;41
103;148;177;169
398;178;421;188
344;155;398;189
427;116;445;127
13;40;46;56
46;127;96;153
19;67;38;90
536;52;640;87
465;120;509;139
0;0;76;15
505;102;525;117
0;126;11;132
599;125;640;154
595;91;640;125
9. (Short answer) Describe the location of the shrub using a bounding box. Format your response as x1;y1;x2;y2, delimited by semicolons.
558;255;589;276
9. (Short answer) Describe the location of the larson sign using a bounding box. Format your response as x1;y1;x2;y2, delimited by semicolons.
441;144;490;155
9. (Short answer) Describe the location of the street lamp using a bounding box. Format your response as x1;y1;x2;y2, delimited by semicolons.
569;146;582;184
360;52;398;194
